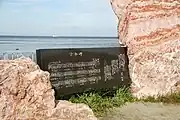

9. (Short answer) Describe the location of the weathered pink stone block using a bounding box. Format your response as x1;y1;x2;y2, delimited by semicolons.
110;0;180;98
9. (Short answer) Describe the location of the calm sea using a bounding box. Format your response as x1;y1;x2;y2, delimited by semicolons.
0;36;121;61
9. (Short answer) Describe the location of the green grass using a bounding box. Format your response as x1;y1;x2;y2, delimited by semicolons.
138;92;180;104
68;88;180;117
69;87;134;116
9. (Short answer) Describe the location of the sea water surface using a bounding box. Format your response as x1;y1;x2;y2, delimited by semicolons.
0;36;121;61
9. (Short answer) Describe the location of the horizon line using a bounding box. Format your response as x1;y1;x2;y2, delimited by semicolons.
0;35;118;38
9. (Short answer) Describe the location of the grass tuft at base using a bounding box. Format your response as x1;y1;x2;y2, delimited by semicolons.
69;88;180;117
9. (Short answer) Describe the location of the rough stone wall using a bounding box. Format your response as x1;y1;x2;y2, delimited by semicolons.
110;0;180;98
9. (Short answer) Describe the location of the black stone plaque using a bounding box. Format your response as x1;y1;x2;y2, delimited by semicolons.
36;47;131;95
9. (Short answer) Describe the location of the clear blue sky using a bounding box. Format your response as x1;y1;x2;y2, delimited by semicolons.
0;0;118;36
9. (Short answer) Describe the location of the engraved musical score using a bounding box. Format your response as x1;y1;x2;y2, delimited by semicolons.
36;47;130;95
